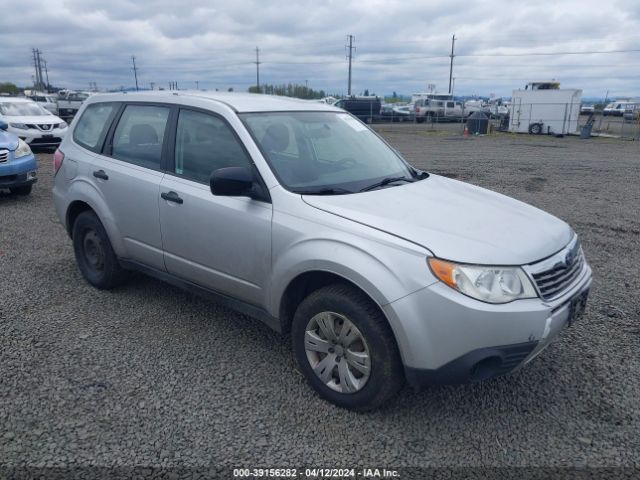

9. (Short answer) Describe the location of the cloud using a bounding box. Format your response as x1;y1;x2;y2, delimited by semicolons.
1;0;638;97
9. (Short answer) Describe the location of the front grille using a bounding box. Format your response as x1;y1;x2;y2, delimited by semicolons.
0;149;8;163
531;244;584;300
0;174;18;185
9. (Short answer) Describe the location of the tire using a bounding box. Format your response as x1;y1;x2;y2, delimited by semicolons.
528;122;543;135
291;283;404;411
9;185;32;196
72;211;128;289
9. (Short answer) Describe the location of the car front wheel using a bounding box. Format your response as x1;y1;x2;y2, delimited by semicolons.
292;284;404;410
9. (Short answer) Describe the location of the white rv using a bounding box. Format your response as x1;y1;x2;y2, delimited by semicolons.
509;82;582;135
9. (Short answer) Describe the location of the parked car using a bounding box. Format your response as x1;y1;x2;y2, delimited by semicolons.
0;97;68;147
580;104;595;115
333;97;381;123
25;92;59;115
415;99;464;122
392;105;415;121
380;104;414;122
603;101;631;116
53;92;592;410
462;100;487;118
623;104;640;121
56;90;91;120
0;120;37;195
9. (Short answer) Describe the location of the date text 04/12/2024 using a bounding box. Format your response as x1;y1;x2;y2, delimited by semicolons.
233;468;400;478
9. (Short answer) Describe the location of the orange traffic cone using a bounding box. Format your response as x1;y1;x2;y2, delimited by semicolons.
463;126;470;137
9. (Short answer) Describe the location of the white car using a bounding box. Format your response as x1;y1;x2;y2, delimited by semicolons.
25;93;59;115
0;97;67;147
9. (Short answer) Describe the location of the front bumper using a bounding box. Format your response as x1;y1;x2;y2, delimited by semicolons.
0;154;38;189
383;262;592;387
9;127;67;147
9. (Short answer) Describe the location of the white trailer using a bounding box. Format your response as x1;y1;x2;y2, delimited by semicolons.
509;83;582;135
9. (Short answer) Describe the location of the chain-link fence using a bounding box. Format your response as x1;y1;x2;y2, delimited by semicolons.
371;104;640;140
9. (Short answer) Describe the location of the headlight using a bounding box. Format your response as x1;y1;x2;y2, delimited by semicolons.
428;257;538;304
15;139;32;159
58;121;68;129
10;123;29;130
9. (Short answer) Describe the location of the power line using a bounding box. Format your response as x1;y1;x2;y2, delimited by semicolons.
457;48;640;57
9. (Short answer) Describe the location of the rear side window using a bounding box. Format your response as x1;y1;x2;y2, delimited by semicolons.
174;109;252;183
73;103;118;152
112;105;170;170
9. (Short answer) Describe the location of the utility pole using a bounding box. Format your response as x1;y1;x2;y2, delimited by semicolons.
131;56;139;91
44;60;50;91
32;49;40;90
448;34;456;95
36;49;44;91
254;47;261;93
195;81;199;90
346;35;355;96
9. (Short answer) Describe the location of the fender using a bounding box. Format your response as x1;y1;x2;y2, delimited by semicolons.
269;235;436;318
64;177;127;257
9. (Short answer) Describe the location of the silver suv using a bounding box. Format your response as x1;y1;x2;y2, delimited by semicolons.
53;92;592;410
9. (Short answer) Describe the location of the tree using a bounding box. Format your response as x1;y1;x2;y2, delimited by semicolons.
0;82;20;95
363;89;369;96
246;83;327;100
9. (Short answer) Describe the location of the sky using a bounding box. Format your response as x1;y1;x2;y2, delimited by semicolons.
1;0;639;98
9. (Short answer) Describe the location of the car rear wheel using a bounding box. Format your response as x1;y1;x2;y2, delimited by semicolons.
291;283;404;410
72;211;128;289
10;185;32;195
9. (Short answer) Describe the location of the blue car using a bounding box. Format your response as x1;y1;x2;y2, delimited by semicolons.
0;119;37;195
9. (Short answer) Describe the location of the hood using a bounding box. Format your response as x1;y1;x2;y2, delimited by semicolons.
0;130;19;150
302;175;572;265
5;115;61;125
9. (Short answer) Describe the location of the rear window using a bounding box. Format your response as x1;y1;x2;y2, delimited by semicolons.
73;103;119;152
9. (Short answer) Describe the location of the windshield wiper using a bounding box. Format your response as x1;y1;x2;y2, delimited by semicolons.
293;187;354;195
359;176;414;192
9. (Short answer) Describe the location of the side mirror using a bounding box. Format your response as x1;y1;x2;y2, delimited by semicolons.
210;166;254;197
0;120;8;131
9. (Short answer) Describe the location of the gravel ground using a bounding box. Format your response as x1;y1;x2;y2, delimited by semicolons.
1;131;639;475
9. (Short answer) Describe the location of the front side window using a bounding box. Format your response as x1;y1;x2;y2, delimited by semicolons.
241;111;417;193
73;102;118;151
112;105;170;170
174;109;252;183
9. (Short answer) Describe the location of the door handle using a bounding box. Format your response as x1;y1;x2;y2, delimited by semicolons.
93;170;109;180
161;191;183;204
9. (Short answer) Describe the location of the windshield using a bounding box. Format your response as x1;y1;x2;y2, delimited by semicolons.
241;111;416;193
0;102;50;116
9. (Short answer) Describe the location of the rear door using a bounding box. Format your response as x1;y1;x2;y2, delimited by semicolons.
88;102;172;270
158;107;272;306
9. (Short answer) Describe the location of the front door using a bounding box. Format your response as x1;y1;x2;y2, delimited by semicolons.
158;108;272;306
